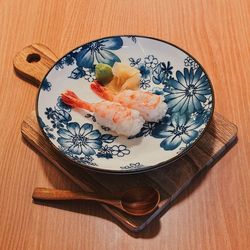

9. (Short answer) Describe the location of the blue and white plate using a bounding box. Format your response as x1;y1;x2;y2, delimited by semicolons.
37;35;214;174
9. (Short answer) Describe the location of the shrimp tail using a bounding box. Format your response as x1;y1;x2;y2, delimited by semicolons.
90;81;114;101
61;90;94;112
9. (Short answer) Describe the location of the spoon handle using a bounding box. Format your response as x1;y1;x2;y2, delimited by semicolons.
32;187;121;207
33;187;89;201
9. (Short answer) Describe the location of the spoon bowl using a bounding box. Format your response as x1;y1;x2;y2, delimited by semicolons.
120;186;160;216
32;186;160;216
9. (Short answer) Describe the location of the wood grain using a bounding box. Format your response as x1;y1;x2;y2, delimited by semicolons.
0;0;249;249
21;110;237;231
13;44;57;85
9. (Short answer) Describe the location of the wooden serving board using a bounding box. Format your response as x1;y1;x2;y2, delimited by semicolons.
15;44;237;232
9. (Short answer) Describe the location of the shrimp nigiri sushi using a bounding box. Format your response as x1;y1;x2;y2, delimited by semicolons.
91;81;168;122
61;91;145;137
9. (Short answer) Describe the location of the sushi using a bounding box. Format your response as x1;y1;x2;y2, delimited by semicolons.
91;81;168;122
61;91;145;137
61;62;168;137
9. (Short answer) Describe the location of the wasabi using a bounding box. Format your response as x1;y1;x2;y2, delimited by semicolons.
95;63;114;85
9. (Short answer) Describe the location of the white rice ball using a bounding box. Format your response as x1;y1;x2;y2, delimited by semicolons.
144;95;168;122
94;101;145;137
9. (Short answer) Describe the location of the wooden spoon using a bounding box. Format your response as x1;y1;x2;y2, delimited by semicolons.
32;186;160;216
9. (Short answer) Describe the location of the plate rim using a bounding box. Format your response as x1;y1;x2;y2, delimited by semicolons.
36;34;215;174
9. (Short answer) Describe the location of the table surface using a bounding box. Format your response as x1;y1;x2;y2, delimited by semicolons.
0;0;249;249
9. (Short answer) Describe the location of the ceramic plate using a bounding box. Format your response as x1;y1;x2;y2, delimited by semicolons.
37;35;214;173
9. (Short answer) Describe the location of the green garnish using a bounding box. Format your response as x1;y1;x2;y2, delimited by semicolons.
95;63;114;85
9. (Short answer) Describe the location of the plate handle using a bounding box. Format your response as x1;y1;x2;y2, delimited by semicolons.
13;43;58;87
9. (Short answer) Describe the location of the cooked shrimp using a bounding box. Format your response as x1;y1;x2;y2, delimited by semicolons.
61;90;145;137
91;82;168;122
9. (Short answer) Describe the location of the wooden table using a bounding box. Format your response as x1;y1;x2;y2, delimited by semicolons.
0;0;249;249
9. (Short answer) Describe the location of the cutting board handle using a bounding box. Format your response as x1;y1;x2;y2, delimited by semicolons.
13;44;58;87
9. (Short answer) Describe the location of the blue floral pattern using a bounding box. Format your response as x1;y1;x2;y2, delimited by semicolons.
56;37;123;80
57;36;123;72
165;67;211;114
41;79;52;91
38;116;55;139
152;113;204;150
38;36;214;171
129;55;174;90
96;144;130;159
152;62;173;84
138;63;151;79
140;79;151;90
69;67;86;79
184;56;199;70
129;122;158;139
144;55;158;68
40;96;131;165
129;57;141;67
127;36;137;43
45;107;72;129
72;37;123;69
84;69;96;82
57;123;102;156
96;145;113;159
111;145;130;157
201;95;213;123
55;55;76;70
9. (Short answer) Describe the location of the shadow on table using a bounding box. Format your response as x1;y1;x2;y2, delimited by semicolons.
24;133;237;238
169;136;238;206
24;137;161;238
32;199;161;238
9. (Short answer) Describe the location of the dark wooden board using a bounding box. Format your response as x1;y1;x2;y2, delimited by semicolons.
21;111;237;232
